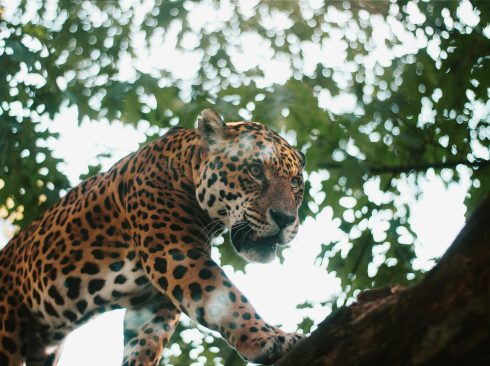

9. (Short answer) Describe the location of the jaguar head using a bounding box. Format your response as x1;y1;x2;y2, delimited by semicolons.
195;109;305;263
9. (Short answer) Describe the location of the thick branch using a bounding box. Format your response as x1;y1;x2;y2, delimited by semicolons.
319;159;489;175
277;194;490;366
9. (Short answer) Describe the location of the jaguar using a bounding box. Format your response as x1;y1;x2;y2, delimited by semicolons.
0;109;306;365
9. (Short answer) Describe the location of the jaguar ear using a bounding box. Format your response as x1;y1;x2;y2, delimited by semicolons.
298;151;307;168
197;108;229;145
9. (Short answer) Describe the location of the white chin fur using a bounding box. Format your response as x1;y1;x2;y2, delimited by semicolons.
239;248;276;263
279;229;296;245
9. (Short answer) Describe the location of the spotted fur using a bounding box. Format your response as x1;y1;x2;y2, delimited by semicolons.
0;109;306;365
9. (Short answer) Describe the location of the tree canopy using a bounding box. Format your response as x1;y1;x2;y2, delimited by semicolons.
0;1;489;365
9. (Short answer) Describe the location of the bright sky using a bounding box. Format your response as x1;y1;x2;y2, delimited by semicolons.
0;0;477;365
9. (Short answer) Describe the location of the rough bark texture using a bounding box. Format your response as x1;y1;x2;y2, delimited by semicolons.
277;195;490;366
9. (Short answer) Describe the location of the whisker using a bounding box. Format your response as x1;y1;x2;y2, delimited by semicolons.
241;227;254;240
232;224;249;241
197;218;226;254
199;219;221;238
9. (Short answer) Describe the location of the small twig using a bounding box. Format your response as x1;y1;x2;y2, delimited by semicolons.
350;234;371;277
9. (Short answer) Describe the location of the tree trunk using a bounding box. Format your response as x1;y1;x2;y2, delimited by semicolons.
277;195;490;366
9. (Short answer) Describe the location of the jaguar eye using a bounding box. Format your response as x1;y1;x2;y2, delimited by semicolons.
290;176;302;190
248;164;263;178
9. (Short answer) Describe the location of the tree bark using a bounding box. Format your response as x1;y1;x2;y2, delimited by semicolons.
277;195;490;366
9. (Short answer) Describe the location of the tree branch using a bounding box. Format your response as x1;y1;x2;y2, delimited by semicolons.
277;195;490;366
319;159;490;176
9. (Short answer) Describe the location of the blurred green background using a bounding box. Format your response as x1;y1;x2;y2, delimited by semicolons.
0;1;489;365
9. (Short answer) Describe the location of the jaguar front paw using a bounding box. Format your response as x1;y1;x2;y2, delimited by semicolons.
237;330;305;365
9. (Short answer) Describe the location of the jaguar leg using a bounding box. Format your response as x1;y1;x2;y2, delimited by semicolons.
122;293;181;366
0;310;24;366
25;350;58;366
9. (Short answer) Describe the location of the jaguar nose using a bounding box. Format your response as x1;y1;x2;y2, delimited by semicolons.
269;209;296;229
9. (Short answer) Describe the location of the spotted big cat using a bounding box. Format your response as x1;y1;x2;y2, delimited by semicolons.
0;109;306;365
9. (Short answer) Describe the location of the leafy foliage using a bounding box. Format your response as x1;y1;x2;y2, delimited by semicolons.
1;1;489;365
